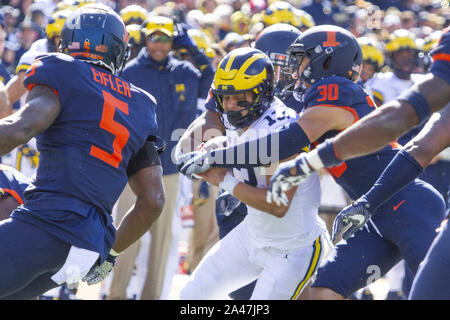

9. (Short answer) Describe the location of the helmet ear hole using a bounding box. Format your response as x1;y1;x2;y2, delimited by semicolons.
322;56;331;70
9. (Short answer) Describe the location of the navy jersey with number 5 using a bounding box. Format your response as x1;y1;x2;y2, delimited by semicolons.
304;76;402;200
12;53;157;259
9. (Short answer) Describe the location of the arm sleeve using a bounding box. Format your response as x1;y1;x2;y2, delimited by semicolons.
126;138;163;177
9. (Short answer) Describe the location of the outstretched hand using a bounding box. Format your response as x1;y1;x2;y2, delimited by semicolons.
331;197;375;243
266;153;313;206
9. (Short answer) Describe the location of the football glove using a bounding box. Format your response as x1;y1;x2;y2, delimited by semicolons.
177;150;212;178
216;191;241;216
267;153;313;206
331;197;374;243
82;249;120;285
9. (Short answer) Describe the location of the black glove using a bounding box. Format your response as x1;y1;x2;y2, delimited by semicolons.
216;191;241;216
331;197;375;243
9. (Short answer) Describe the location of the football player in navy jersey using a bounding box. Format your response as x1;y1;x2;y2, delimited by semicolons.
0;4;165;299
269;27;450;300
178;25;446;300
0;164;30;221
254;23;303;113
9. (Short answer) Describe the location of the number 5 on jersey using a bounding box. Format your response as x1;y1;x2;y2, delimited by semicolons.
90;91;130;168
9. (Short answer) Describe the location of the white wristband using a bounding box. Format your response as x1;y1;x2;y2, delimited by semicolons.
219;173;240;195
110;248;121;256
305;149;324;171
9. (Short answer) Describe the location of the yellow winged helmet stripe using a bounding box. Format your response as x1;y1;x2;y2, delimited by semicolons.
215;53;268;92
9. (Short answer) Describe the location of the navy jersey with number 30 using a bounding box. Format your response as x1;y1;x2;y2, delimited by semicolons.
304;76;401;199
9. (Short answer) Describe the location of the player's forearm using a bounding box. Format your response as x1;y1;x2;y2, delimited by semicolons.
113;194;164;253
114;166;165;253
362;110;450;210
363;149;424;211
330;73;450;163
233;182;288;217
404;107;450;168
210;122;310;169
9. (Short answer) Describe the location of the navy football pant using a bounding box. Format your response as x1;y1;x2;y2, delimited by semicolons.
312;182;446;298
409;219;450;299
0;217;71;299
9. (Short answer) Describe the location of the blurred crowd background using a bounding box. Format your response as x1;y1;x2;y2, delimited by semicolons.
0;0;448;74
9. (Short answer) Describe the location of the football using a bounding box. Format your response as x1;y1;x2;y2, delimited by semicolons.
199;135;228;152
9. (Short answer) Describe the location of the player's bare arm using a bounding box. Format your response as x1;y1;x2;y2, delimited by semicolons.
0;196;21;221
235;166;298;217
112;165;165;253
333;74;450;161
0;85;60;155
296;105;355;143
404;105;450;168
3;72;27;117
179;104;356;177
198;157;298;218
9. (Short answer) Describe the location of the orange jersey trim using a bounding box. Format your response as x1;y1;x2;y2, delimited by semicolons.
432;53;450;62
307;104;360;124
2;188;24;205
26;83;59;97
390;141;402;149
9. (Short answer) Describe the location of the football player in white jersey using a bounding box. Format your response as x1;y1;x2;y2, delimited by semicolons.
178;48;332;300
365;29;426;107
0;50;41;179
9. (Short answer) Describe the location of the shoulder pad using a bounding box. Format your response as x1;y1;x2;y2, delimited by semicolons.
16;50;45;73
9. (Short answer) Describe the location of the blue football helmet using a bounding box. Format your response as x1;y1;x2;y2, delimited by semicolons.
254;23;302;99
287;25;362;96
60;4;130;74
